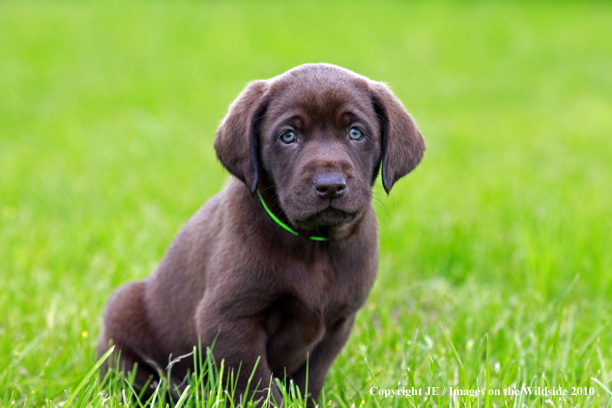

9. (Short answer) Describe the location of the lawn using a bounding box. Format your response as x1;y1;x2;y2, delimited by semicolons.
1;0;612;406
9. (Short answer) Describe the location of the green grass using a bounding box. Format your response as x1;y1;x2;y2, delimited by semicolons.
1;0;612;406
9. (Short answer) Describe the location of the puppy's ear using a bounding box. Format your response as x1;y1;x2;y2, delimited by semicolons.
370;81;425;194
215;80;269;195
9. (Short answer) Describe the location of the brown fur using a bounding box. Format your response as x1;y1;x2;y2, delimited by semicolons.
98;63;425;404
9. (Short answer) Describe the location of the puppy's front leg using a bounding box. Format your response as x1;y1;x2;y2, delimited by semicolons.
292;315;356;403
197;305;283;406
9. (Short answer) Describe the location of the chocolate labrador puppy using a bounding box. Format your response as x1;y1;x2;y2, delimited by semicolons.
98;63;425;404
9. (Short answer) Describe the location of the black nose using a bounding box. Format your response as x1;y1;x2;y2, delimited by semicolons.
313;175;347;199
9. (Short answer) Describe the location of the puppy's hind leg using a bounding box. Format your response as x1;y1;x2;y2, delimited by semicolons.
98;281;162;399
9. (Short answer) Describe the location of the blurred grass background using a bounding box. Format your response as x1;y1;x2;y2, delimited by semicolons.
1;0;611;406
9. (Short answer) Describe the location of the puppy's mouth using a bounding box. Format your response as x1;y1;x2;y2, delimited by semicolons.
297;206;358;228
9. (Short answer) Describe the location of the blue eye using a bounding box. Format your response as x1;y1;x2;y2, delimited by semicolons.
349;127;363;141
280;131;297;144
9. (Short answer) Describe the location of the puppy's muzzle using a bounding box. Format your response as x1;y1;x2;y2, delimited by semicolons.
313;174;347;199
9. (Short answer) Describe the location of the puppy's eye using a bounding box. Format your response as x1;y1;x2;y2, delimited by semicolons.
349;127;364;141
280;131;297;144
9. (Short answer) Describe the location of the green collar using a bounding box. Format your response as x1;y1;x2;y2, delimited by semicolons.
257;191;329;241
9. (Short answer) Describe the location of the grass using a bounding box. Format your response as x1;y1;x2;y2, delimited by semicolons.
1;0;612;406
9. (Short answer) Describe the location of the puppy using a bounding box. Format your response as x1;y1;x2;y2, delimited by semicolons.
98;63;425;404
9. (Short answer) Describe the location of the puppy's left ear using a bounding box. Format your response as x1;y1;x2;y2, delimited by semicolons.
370;81;425;194
215;80;269;196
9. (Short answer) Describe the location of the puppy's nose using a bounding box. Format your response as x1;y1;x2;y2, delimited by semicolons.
313;175;347;199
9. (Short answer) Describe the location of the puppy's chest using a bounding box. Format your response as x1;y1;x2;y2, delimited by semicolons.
263;275;357;341
264;255;369;346
262;243;375;372
263;293;350;374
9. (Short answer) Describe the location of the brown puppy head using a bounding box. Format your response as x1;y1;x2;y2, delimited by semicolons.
215;64;425;235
